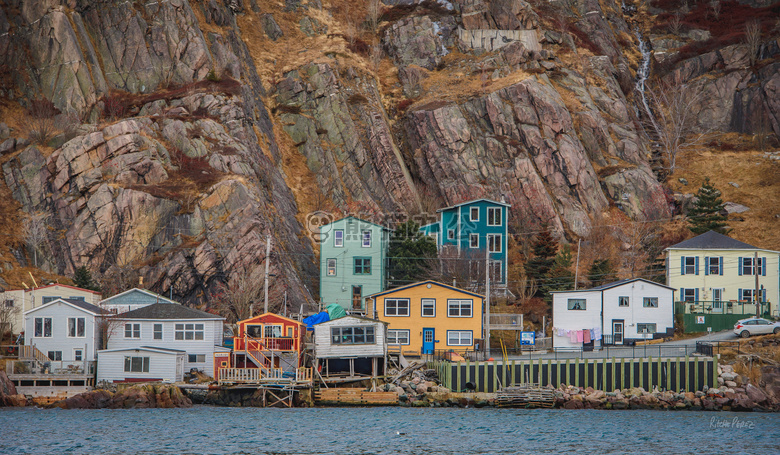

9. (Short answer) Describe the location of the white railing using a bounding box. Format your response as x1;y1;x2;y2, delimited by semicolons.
219;368;260;384
486;313;524;330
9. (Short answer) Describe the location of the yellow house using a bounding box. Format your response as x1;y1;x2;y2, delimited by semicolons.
370;281;484;355
666;231;780;318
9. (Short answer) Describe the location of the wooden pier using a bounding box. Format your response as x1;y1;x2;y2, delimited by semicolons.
314;388;398;406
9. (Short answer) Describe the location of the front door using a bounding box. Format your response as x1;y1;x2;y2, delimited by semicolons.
422;328;435;354
612;321;624;345
712;289;723;313
352;286;362;310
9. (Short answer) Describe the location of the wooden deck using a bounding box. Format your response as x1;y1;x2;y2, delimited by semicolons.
218;367;312;386
314;388;398;406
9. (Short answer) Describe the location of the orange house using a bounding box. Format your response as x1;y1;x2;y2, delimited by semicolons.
232;313;306;371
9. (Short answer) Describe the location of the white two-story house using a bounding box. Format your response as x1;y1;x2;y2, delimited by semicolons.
666;230;780;317
552;278;675;348
24;298;107;364
98;303;226;382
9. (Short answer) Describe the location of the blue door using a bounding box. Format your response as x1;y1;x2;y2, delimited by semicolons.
422;328;435;354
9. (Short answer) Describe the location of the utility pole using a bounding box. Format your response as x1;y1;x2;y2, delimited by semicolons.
485;247;491;358
755;251;760;318
264;234;272;314
574;238;581;290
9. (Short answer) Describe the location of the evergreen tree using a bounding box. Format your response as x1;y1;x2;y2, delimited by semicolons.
688;177;728;235
587;258;617;287
542;244;575;299
387;221;438;288
525;225;558;296
72;265;100;292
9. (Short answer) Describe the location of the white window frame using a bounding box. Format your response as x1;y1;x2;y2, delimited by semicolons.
470;207;479;222
707;257;721;275
73;348;83;362
567;299;586;310
124;323;141;339
421;299;436;317
488;234;502;253
34;317;52;338
637;323;657;334
618;296;629;307
175;323;205;341
682;256;696;275
153;323;163;340
362;230;372;248
447;330;473;346
188;354;206;363
48;351;62;361
643;297;659;308
487;207;501;226
124;356;150;373
681;288;696;302
447;229;455;240
741;257;754;276
326;258;337;276
384;298;410;317
447;299;473;317
334;230;344;247
387;329;410;345
67;317;85;338
331;326;376;345
469;233;479;249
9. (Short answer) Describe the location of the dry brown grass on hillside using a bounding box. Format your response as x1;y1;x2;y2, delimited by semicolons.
669;134;780;251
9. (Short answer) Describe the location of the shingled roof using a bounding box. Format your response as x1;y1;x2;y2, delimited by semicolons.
64;298;110;314
668;230;758;250
119;303;223;320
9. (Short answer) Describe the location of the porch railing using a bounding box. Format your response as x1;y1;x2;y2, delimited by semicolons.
218;367;312;385
675;300;769;315
234;335;296;352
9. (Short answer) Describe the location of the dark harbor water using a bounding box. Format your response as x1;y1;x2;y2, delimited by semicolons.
2;406;779;454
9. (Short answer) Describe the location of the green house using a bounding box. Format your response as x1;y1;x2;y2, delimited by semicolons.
319;217;391;311
420;198;510;285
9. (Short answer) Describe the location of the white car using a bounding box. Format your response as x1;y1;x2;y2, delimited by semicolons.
733;318;780;338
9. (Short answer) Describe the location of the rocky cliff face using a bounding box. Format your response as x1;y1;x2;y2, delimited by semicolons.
0;0;777;303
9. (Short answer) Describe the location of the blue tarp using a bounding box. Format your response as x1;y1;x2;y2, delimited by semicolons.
303;311;330;331
326;304;347;320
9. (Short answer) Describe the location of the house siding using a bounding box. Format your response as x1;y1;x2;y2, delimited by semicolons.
97;349;184;383
24;301;100;362
667;248;780;317
106;319;223;374
552;291;602;349
314;316;386;359
373;282;484;353
319;217;390;310
5;285;101;334
100;289;177;314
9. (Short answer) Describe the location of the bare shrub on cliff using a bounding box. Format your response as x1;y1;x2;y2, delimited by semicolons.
365;0;382;36
744;19;762;66
26;98;60;145
0;294;21;336
210;267;265;324
668;13;683;36
708;0;721;20
639;74;709;176
23;211;50;268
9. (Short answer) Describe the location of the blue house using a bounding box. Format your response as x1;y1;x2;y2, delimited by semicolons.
319;217;392;311
99;288;179;314
420;198;510;285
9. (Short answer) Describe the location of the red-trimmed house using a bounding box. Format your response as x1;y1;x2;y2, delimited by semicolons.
218;313;309;384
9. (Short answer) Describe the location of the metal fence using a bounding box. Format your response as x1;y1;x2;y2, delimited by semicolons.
695;341;742;357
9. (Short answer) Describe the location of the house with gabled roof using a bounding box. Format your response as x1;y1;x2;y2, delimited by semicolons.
319;216;392;311
23;298;108;364
103;303;225;377
2;283;102;334
99;287;178;314
370;280;484;355
420;198;510;286
552;278;675;349
666;230;780;320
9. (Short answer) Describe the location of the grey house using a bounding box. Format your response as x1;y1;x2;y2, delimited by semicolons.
99;288;178;314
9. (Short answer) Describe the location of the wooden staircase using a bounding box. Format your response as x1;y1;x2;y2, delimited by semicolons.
19;345;51;368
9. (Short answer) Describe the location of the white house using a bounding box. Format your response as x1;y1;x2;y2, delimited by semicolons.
552;278;675;349
3;284;102;334
313;315;388;380
99;288;178;314
104;303;224;376
97;347;186;383
23;298;107;363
